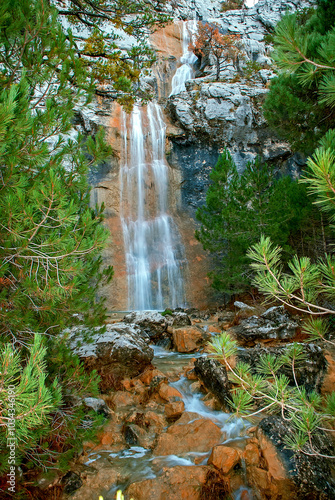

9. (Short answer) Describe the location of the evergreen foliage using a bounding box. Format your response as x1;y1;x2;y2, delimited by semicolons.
53;0;171;106
0;0;113;477
263;3;335;152
208;332;335;457
195;150;319;295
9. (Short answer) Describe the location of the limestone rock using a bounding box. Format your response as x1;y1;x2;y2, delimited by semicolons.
238;343;327;393
83;397;111;418
171;312;192;327
123;311;168;336
194;357;231;407
232;306;298;342
66;323;154;386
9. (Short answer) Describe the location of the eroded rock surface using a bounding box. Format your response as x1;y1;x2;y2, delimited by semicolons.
67;323;154;385
256;416;335;499
194;357;231;407
231;306;299;342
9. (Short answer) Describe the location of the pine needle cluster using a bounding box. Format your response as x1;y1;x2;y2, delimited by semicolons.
208;333;335;457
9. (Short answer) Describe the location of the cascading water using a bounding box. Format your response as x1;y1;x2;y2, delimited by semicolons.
120;102;186;311
170;20;198;95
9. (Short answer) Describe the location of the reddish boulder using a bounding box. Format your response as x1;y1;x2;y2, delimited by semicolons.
172;326;206;353
208;445;240;474
125;465;210;500
165;401;185;419
153;412;223;456
158;383;183;402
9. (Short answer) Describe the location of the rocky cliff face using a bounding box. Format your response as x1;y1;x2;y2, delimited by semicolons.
83;0;315;311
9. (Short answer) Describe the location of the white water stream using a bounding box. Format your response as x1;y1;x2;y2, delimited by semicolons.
170;20;198;96
120;103;186;311
120;20;199;311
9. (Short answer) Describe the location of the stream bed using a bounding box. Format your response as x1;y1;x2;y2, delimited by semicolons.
76;345;254;500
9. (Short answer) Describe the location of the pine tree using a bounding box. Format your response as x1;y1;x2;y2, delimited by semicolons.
195;150;319;295
263;4;335;152
0;0;113;476
53;0;171;106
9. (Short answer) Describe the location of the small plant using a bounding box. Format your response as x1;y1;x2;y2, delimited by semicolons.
161;308;173;316
243;60;263;79
221;0;244;12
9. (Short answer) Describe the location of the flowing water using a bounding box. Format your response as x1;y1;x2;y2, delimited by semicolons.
170;20;198;95
85;346;253;500
120;103;186;311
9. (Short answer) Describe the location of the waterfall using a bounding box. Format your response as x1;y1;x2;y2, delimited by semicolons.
120;103;186;311
170;20;198;95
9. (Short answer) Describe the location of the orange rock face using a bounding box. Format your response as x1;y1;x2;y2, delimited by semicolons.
243;442;260;467
126;465;210;500
208;445;240;475
158;383;183;402
172;326;204;352
165;400;185;419
150;23;184;59
153;412;223;456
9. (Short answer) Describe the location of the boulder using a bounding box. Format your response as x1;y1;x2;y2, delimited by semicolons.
255;416;335;499
238;343;327;393
66;323;154;386
234;301;255;312
165;401;185;420
193;357;231;407
153;412;223;456
172;326;208;353
123;311;168;336
83;397;111;418
231;306;298;342
125;465;210;500
158;383;183;402
208;445;241;475
171;312;192;327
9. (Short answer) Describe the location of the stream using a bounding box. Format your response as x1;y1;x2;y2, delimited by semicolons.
81;345;254;500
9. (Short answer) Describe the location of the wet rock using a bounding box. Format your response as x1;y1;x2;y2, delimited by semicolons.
69;467;119;500
158;383;183;402
208;445;241;475
66;323;154;386
123;311;167;336
126;465;210;500
231;306;298;342
243;442;261;467
61;471;83;495
172;326;208;353
165;401;185;420
153;412;222;456
194;357;231;407
83;397;111;418
124;424;150;448
238;343;327;393
172;311;192;327
256;416;335;499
